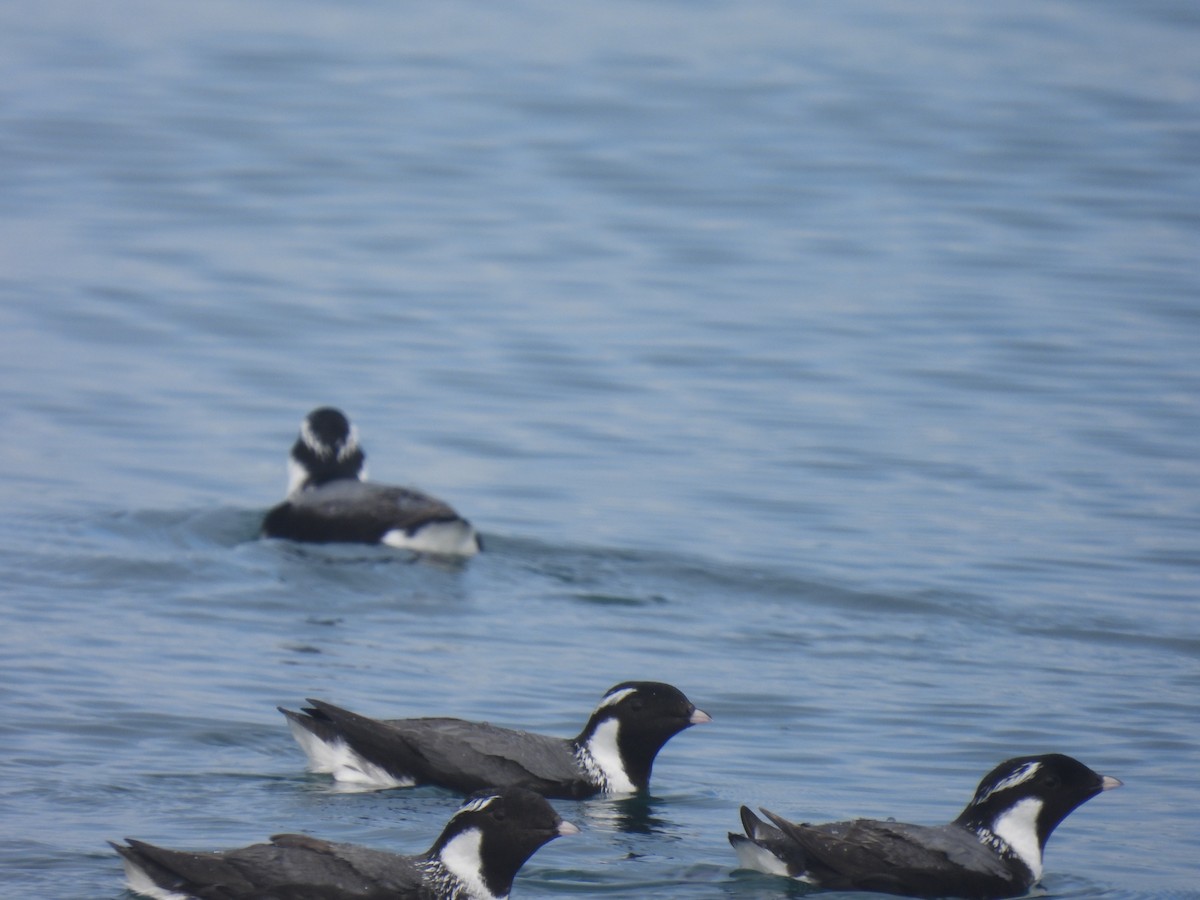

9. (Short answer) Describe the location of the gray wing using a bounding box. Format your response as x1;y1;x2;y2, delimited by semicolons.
306;700;588;797
264;481;463;544
875;822;1016;875
761;815;1022;898
265;835;428;895
113;836;426;899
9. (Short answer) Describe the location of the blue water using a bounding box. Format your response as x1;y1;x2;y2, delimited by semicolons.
1;1;1198;898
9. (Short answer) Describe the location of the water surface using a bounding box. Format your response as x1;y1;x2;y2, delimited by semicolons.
1;2;1198;898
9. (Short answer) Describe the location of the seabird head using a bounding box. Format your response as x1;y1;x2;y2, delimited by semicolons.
576;681;710;793
286;406;366;494
426;788;576;899
955;753;1121;881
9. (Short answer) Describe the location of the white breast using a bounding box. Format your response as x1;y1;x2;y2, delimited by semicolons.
438;827;502;900
991;797;1045;882
581;717;637;794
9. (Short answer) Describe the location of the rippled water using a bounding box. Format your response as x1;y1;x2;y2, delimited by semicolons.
2;2;1198;898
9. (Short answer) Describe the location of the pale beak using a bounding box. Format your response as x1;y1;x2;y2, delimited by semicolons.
558;820;581;836
1100;775;1123;791
689;708;712;725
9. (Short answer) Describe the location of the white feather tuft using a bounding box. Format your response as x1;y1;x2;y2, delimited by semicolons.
457;794;501;815
974;761;1042;805
596;686;637;711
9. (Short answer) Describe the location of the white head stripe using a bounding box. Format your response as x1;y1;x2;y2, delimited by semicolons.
458;794;500;815
975;761;1041;805
300;418;323;454
597;687;637;711
300;419;359;459
339;425;360;461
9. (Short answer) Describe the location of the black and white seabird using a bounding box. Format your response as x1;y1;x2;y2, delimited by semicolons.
729;753;1121;899
111;787;575;900
261;406;481;556
279;682;711;799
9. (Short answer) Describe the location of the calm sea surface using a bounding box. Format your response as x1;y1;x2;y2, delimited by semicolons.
1;2;1198;898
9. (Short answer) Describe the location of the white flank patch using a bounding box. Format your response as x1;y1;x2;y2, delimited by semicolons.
583;718;636;794
119;857;192;900
991;797;1045;882
382;521;479;556
975;761;1042;805
286;719;414;790
438;828;501;900
731;836;792;878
